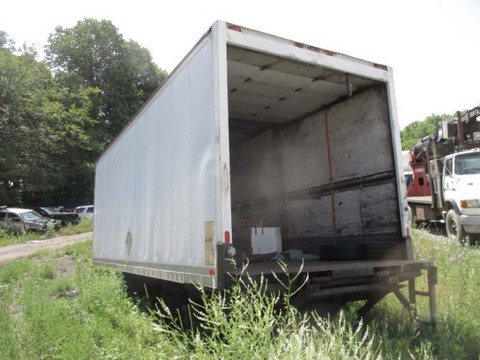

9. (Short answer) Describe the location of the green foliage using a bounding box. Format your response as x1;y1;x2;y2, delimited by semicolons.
37;263;55;279
50;277;75;297
1;231;480;359
0;258;32;284
412;231;480;359
0;47;51;205
46;18;166;142
400;114;451;150
368;230;480;359
0;19;166;207
0;31;9;48
0;44;99;205
155;274;381;359
58;237;92;258
0;241;161;359
56;217;94;236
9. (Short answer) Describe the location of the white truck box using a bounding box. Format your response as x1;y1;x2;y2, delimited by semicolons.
93;21;436;321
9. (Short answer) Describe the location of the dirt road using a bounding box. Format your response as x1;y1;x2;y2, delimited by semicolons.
0;232;93;266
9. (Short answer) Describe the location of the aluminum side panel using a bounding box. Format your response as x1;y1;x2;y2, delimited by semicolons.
94;36;216;273
188;39;216;267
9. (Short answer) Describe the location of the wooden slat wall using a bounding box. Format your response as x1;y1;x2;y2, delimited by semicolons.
230;87;402;256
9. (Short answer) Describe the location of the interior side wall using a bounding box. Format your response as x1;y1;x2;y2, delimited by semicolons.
230;87;403;258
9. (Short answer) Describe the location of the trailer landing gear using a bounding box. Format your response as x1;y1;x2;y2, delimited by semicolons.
288;261;438;326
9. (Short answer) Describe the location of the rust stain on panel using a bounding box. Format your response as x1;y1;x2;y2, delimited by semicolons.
294;42;337;57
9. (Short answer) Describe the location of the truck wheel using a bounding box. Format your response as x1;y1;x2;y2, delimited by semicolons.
446;209;466;244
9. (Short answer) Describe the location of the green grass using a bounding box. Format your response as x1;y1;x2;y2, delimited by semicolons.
0;218;93;247
0;240;160;359
363;230;480;359
0;230;479;359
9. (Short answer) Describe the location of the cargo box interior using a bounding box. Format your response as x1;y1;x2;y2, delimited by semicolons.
227;45;405;263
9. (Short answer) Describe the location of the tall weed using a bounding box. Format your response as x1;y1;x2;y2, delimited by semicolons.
154;271;382;359
1;231;480;359
0;241;161;359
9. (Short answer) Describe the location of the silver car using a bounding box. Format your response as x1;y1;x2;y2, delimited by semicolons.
0;207;49;233
75;205;94;220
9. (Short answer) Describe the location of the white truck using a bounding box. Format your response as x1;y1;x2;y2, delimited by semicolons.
93;21;436;321
407;107;480;244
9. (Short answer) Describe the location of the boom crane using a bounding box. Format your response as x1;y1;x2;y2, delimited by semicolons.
407;106;480;243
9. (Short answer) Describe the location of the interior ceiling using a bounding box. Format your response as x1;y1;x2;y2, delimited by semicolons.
227;45;378;146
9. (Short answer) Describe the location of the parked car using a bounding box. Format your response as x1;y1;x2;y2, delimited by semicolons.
75;205;94;220
0;206;50;233
34;207;80;227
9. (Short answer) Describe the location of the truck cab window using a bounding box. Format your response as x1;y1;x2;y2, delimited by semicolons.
455;153;480;175
444;158;453;175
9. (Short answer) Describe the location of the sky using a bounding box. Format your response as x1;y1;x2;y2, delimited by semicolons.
1;0;479;129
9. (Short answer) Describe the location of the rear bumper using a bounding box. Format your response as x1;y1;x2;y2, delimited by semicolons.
460;214;480;233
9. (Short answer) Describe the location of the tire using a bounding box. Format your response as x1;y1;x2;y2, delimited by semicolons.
446;209;466;244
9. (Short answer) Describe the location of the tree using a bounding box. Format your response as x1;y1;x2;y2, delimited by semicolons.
45;18;166;142
400;114;450;150
0;31;11;49
0;45;54;205
0;40;102;206
0;20;166;207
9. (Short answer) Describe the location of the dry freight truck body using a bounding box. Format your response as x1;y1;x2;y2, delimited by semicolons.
94;21;436;321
